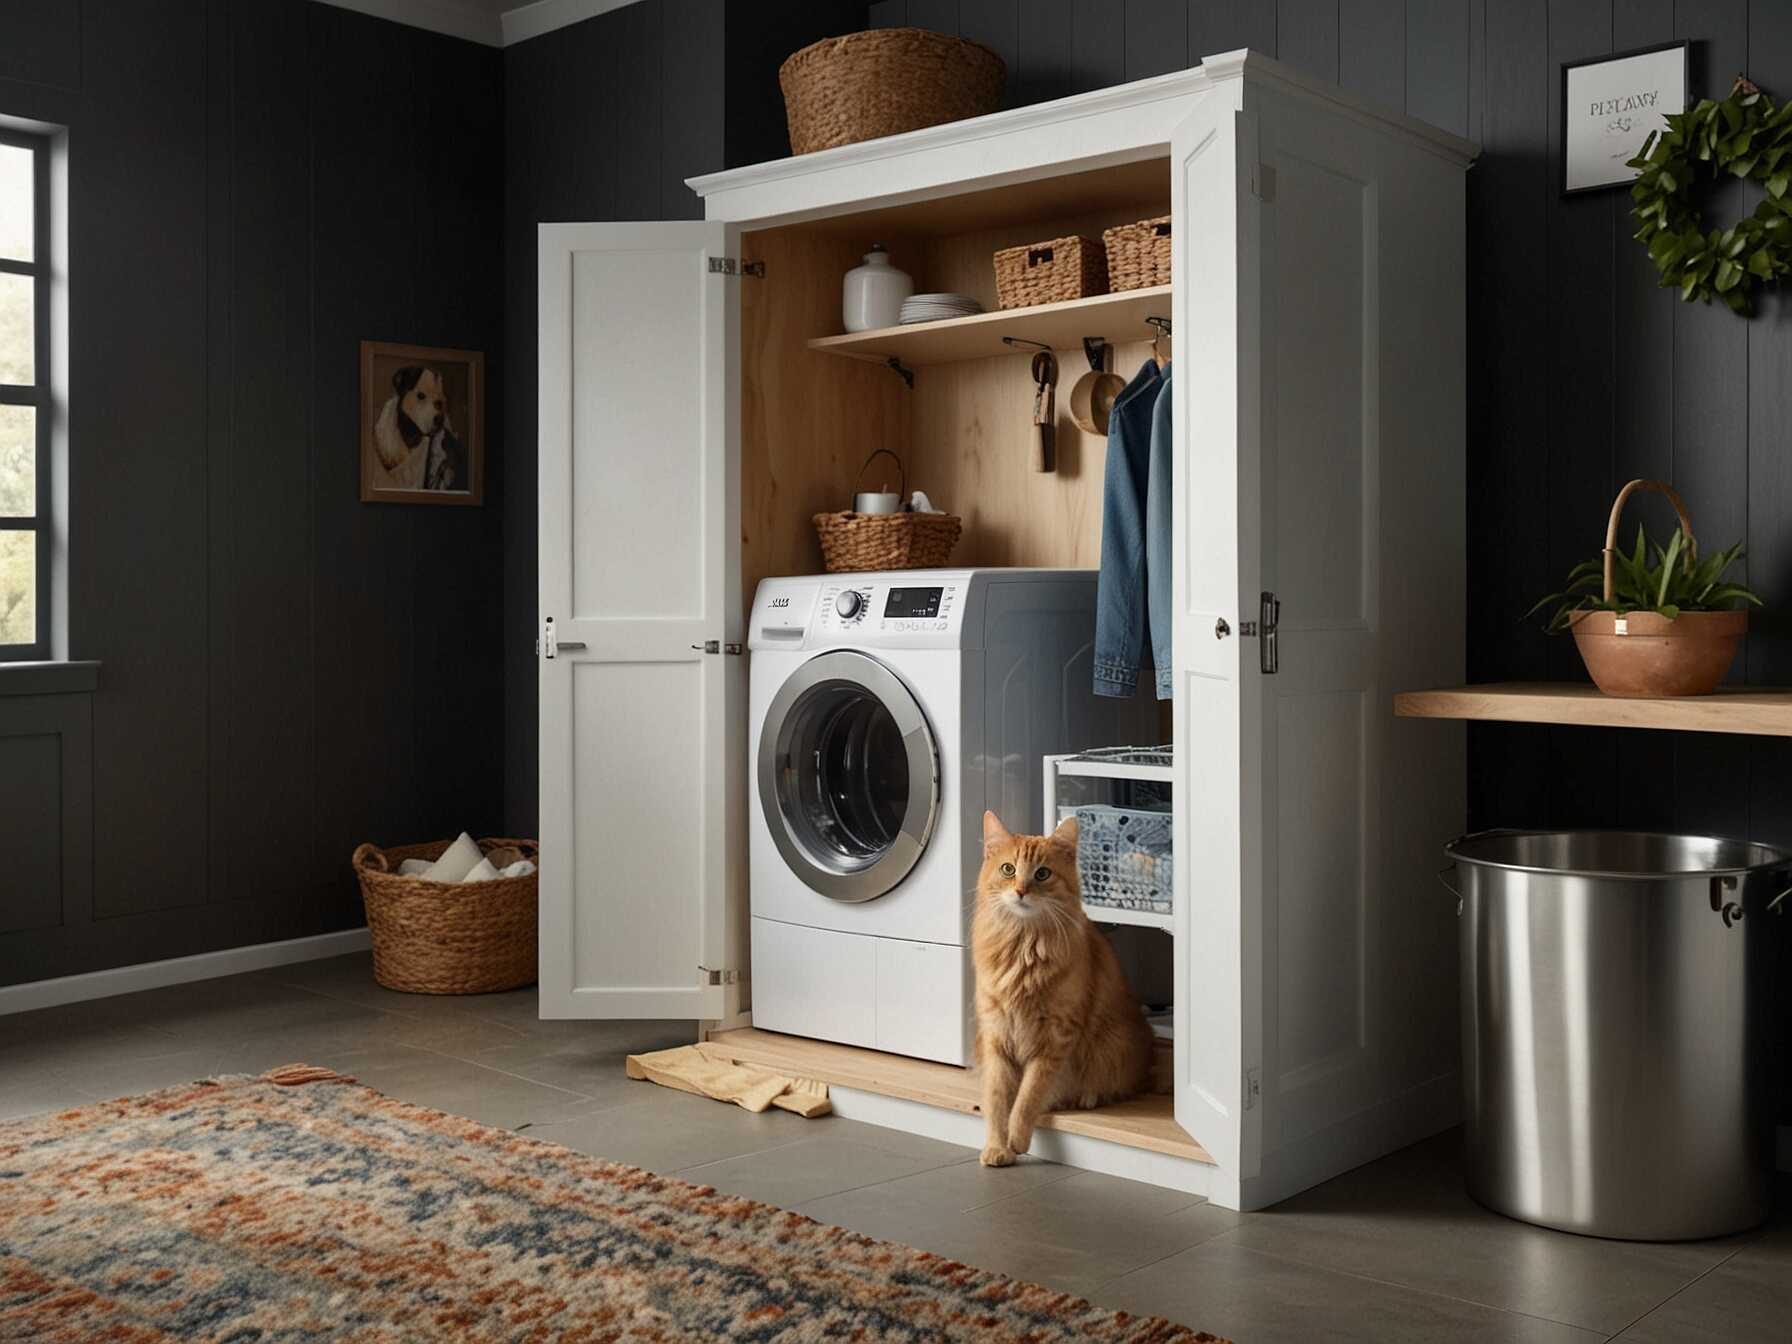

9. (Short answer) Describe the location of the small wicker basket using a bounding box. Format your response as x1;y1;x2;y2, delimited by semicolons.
813;447;961;572
779;27;1005;156
814;510;963;572
993;235;1108;309
352;837;538;995
1103;215;1173;291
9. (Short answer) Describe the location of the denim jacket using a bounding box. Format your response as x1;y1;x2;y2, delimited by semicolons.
1094;358;1173;699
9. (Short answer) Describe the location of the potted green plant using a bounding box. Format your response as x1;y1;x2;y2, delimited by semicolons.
1526;479;1761;697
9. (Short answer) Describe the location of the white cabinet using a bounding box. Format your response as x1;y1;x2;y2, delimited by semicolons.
538;50;1474;1210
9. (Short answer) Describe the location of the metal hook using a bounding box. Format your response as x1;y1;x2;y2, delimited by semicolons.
885;356;914;389
1082;336;1108;372
1145;316;1172;336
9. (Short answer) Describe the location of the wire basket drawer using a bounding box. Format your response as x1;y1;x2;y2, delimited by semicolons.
1076;803;1173;916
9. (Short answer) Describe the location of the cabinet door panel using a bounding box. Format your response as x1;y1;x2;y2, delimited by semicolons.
538;221;742;1020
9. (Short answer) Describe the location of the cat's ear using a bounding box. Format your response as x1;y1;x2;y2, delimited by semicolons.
1050;815;1080;849
982;810;1012;853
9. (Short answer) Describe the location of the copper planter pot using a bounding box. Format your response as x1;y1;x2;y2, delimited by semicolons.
1569;609;1747;697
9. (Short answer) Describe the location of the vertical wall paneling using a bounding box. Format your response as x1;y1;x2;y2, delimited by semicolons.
908;0;961;37
1609;0;1677;829
614;0;663;219
1276;0;1340;84
1123;0;1188;81
1188;0;1277;64
1465;0;1550;829
1339;0;1404;111
869;2;908;26
958;0;1020;106
83;1;211;920
1014;0;1077;105
0;0;505;986
1405;0;1469;138
1670;0;1752;837
1071;1;1127;93
219;0;319;900
663;0;726;216
1541;1;1618;827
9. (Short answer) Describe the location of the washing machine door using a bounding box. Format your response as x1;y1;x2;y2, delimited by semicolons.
758;649;940;903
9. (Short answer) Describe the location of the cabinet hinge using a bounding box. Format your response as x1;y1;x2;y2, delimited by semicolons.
1252;162;1276;202
1243;1066;1262;1110
708;257;765;278
690;640;744;655
699;965;738;986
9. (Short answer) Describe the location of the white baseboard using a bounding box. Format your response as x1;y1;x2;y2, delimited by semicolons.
0;928;373;1016
827;1085;1216;1198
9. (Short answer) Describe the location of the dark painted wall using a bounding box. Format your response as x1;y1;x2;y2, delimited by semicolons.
0;0;506;984
500;0;865;833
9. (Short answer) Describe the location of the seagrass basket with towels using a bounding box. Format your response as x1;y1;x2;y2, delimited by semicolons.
351;837;539;994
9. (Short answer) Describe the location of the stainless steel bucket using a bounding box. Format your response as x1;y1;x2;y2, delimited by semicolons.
1444;830;1786;1241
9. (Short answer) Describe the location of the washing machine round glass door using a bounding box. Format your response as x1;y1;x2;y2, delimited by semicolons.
758;649;940;903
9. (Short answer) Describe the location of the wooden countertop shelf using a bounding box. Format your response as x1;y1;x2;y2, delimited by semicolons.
1394;682;1792;737
806;285;1171;367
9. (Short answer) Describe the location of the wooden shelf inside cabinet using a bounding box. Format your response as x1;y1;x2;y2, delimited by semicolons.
1394;682;1792;737
807;285;1172;367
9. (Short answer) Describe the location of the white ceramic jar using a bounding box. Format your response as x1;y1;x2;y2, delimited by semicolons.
842;245;913;333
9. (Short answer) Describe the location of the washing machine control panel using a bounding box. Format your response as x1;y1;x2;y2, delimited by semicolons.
750;574;978;649
816;579;963;642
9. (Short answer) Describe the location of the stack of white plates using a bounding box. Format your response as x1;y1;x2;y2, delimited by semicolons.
899;293;984;324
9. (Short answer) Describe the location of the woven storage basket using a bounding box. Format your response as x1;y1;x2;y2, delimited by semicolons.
1103;215;1173;291
814;510;962;572
993;235;1108;309
779;27;1005;156
352;837;538;994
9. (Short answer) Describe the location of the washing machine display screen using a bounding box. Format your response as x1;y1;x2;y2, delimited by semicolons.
884;587;943;619
785;683;911;869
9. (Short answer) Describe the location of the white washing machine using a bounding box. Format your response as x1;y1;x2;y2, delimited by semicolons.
747;568;1156;1066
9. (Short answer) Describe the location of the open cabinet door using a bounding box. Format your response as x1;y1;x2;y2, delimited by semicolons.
1174;84;1390;1210
1171;89;1261;1207
537;222;743;1021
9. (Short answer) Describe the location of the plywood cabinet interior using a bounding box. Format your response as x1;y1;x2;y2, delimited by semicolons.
738;161;1171;609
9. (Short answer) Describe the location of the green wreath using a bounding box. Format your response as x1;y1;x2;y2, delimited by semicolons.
1629;76;1792;314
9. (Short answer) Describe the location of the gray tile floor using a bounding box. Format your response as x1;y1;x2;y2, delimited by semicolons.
2;950;1785;1343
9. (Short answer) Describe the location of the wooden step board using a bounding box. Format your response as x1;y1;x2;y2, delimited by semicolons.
698;1027;1212;1166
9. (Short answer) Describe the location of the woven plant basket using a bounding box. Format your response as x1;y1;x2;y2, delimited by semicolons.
352;837;538;994
779;27;1005;156
993;235;1108;309
1104;215;1173;291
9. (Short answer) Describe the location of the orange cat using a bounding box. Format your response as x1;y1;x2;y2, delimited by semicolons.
972;811;1155;1167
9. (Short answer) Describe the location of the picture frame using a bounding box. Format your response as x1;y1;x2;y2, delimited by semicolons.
359;340;485;506
1560;41;1690;196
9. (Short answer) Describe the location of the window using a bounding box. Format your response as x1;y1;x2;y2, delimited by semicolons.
0;127;47;660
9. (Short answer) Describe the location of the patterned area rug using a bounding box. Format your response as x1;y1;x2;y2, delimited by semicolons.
0;1066;1224;1342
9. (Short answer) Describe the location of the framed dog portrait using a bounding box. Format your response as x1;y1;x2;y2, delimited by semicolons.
360;341;485;505
1561;41;1689;195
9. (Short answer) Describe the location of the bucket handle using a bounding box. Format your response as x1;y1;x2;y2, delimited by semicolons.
1709;874;1746;928
1437;863;1462;917
1603;479;1697;604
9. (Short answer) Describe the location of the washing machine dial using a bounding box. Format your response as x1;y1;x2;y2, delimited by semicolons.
835;590;865;621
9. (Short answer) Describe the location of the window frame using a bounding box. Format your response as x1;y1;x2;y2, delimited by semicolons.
0;125;50;662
